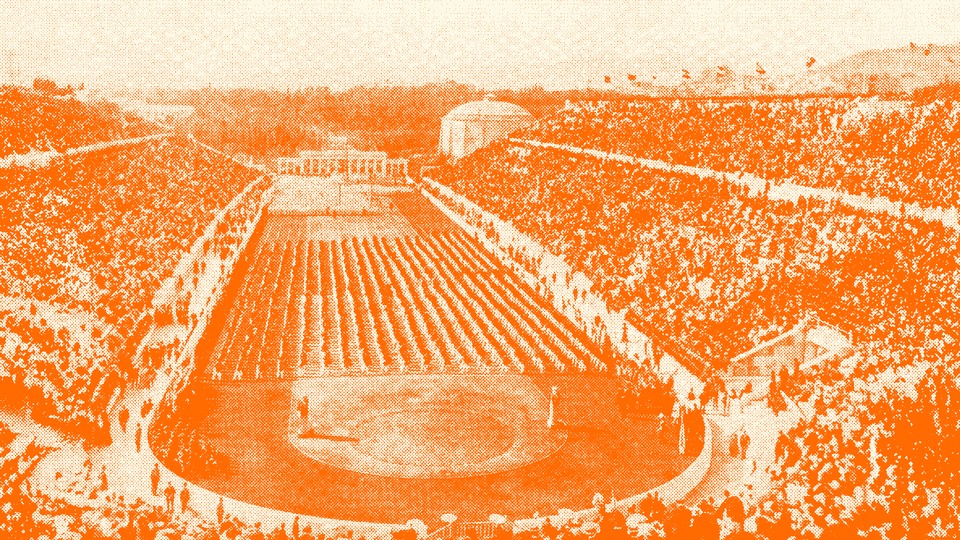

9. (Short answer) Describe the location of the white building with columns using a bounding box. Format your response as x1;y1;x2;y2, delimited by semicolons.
277;148;408;179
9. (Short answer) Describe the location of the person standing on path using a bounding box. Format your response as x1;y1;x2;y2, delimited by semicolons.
119;406;129;433
163;482;176;514
150;463;161;496
740;429;751;460
180;482;190;513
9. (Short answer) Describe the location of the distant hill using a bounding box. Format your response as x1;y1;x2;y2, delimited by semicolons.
821;42;960;92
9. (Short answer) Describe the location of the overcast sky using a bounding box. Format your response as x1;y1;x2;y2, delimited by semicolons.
3;0;959;89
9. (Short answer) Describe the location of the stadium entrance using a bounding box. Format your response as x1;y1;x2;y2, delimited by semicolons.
277;148;408;179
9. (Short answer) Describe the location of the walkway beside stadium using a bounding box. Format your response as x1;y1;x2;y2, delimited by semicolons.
513;138;960;230
0;133;173;169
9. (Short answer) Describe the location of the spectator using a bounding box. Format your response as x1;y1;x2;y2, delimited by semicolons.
150;463;160;496
163;482;176;514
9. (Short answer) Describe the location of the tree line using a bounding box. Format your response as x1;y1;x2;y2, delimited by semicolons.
127;83;630;162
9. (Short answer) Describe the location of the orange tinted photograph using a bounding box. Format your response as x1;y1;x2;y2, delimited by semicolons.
0;1;958;539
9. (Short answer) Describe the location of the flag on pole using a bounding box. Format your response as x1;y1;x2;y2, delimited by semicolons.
756;63;766;76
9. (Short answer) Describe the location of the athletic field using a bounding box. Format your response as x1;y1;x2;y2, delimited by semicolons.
158;186;691;526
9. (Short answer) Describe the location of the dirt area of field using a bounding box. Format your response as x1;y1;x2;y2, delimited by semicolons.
260;189;462;241
288;375;566;479
177;375;692;526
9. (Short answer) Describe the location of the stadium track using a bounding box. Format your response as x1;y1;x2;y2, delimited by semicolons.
170;375;692;526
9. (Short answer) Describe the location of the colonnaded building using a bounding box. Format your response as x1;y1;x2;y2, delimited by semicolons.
277;148;409;178
439;95;534;159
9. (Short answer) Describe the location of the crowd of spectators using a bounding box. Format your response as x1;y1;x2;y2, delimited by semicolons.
0;133;265;441
0;305;116;438
615;356;675;416
2;427;310;540
5;83;959;538
0;86;158;158
432;134;960;538
434;142;959;374
745;345;960;539
517;93;960;208
3;416;405;540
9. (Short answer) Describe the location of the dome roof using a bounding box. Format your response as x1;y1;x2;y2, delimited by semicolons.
443;96;533;121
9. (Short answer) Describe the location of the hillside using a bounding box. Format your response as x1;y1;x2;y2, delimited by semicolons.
822;42;960;91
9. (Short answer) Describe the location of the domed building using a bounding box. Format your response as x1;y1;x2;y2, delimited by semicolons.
439;95;534;160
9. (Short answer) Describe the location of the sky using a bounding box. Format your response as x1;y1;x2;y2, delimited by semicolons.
2;0;960;90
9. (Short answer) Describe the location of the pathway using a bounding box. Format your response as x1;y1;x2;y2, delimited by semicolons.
683;401;801;510
0;133;173;169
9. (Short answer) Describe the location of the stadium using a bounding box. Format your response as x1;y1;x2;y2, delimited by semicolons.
2;12;960;539
151;157;703;528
